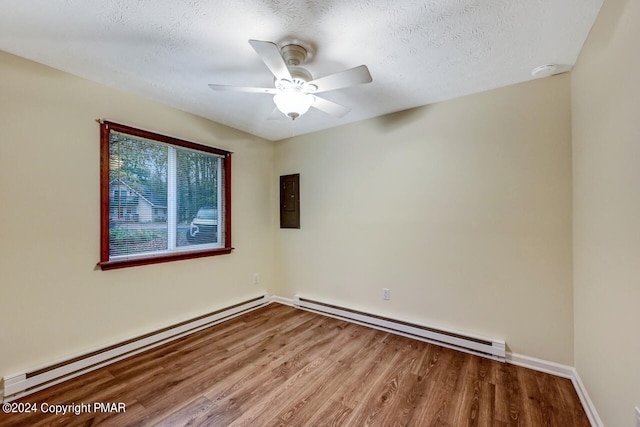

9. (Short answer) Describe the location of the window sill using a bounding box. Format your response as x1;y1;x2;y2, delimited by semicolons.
99;247;234;270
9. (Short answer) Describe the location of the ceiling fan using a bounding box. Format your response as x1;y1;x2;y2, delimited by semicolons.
208;39;373;121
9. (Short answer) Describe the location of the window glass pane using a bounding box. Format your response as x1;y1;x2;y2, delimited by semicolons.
177;148;222;248
109;132;168;257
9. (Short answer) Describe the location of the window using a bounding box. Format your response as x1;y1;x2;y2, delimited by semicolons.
100;121;232;269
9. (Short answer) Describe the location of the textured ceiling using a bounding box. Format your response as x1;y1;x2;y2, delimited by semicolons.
0;0;603;141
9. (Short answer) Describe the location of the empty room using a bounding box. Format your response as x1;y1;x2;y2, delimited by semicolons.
0;0;638;426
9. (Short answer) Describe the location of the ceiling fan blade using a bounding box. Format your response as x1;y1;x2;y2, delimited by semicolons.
208;84;277;94
311;96;351;118
248;39;292;82
309;65;372;93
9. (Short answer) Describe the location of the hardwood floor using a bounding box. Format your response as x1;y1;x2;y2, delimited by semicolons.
0;303;590;426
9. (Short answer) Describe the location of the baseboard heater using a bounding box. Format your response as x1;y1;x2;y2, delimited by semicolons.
293;296;506;362
2;294;270;402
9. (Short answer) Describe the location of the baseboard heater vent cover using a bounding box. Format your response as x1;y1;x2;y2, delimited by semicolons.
2;294;270;402
293;296;506;362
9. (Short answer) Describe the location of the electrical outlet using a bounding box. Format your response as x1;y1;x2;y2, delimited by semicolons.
253;273;259;285
635;406;640;427
383;288;390;300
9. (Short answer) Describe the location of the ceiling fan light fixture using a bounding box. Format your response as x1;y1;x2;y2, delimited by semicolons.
273;91;314;120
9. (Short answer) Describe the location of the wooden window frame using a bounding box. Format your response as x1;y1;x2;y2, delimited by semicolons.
99;121;232;270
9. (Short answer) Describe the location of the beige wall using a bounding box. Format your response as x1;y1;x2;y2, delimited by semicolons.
0;51;275;376
572;0;640;425
275;74;574;364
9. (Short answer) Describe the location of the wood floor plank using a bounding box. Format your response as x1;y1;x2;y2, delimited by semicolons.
202;317;337;404
301;399;354;427
260;325;383;426
342;337;425;426
214;319;354;425
406;347;463;426
555;376;592;427
332;331;408;411
0;303;590;427
154;396;215;427
494;362;517;425
227;356;336;427
449;356;496;427
275;326;382;425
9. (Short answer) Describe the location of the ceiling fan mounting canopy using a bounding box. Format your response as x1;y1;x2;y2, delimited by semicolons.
281;44;309;66
208;39;373;121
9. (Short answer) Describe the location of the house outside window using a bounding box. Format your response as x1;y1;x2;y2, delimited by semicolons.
100;121;232;269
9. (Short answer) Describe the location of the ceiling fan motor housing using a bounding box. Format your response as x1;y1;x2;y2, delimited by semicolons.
290;66;314;87
281;44;308;66
276;66;316;93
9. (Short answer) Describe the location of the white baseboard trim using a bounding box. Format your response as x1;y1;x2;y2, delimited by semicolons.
288;295;506;361
269;295;294;306
571;369;605;427
2;294;271;403
506;352;575;378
